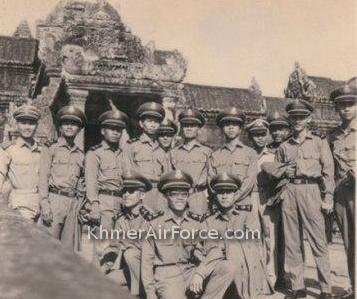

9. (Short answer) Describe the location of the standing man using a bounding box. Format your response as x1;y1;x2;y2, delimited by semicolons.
267;111;290;153
126;102;171;211
157;118;178;153
85;109;129;271
246;118;278;285
39;105;86;242
276;99;335;299
0;104;41;221
170;108;212;215
329;84;356;299
115;170;155;296
141;170;234;299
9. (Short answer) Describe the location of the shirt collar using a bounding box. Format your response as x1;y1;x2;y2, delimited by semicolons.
57;137;81;152
289;131;313;145
16;137;40;152
223;138;243;151
124;205;141;220
140;133;158;149
164;208;189;224
101;140;121;152
179;139;200;151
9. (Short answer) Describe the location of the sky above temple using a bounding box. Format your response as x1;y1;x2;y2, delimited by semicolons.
0;0;355;97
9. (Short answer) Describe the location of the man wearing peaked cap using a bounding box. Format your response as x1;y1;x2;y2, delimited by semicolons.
267;111;290;152
157;118;178;152
192;172;273;299
0;103;41;221
141;169;234;299
247;118;280;286
85;107;130;272
112;170;154;296
329;84;356;299
274;99;336;298
39;105;86;246
170;108;211;215
209;106;258;231
126;101;170;212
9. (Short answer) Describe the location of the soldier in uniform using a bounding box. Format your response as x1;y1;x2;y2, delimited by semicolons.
141;170;234;299
170;108;212;215
246;118;278;285
275;99;336;299
126;102;171;211
267;111;290;152
192;172;273;299
114;170;154;296
329;84;356;299
85;109;129;271
157;118;178;153
208;107;258;228
0;104;41;221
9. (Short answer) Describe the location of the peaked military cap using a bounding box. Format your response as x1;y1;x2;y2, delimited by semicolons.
13;104;41;121
122;170;152;192
246;118;269;134
216;107;246;126
136;102;165;120
330;84;357;104
267;111;289;128
57;105;86;126
178;108;206;127
158;170;193;193
285;99;314;116
210;172;242;192
157;119;178;136
99;109;128;128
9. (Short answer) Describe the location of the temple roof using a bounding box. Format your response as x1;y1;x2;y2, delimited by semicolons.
0;36;38;66
183;83;263;113
308;76;345;99
13;20;33;39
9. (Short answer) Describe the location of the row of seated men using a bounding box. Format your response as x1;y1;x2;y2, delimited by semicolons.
0;82;355;299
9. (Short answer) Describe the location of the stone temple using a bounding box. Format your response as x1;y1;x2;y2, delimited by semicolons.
0;0;348;149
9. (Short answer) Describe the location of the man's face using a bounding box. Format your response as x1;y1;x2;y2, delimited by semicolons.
216;190;236;209
222;121;242;140
158;134;174;150
181;123;200;140
270;126;290;143
59;120;81;138
101;125;123;143
336;102;356;121
139;116;161;135
289;115;310;132
166;188;189;212
250;131;268;149
122;188;144;209
17;119;38;139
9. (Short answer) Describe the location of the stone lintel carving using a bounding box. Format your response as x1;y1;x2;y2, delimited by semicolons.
66;88;88;109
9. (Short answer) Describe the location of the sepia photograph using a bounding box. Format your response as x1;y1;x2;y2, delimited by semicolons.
0;0;355;298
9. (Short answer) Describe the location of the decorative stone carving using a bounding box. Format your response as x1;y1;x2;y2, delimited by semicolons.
13;20;33;39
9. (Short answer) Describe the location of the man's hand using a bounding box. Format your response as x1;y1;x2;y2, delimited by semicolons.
41;199;53;225
189;273;204;295
285;163;296;178
88;201;101;225
321;195;334;215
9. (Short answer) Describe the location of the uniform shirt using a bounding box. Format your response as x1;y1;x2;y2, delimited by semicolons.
39;137;84;200
276;131;335;196
170;140;212;188
0;137;41;191
126;133;171;182
329;120;356;182
141;208;203;296
85;140;128;203
254;147;275;199
208;138;258;201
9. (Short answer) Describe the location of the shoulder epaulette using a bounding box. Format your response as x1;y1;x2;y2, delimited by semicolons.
0;140;16;150
200;142;212;149
127;137;139;144
203;206;219;220
88;144;102;151
116;211;124;219
234;203;252;212
311;130;326;139
44;139;57;147
187;211;204;222
139;206;164;221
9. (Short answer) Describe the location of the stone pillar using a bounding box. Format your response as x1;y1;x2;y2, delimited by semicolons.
67;89;88;150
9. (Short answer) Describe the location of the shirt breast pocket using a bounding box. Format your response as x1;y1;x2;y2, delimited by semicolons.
11;161;31;175
232;161;249;178
101;162;120;177
133;153;152;170
302;151;319;161
52;158;69;176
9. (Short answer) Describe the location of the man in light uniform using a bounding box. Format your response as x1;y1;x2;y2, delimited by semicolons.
0;104;41;221
157;118;178;153
329;84;356;299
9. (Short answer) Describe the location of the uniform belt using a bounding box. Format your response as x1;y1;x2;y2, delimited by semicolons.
153;261;189;269
98;190;122;197
290;178;317;185
49;186;76;198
